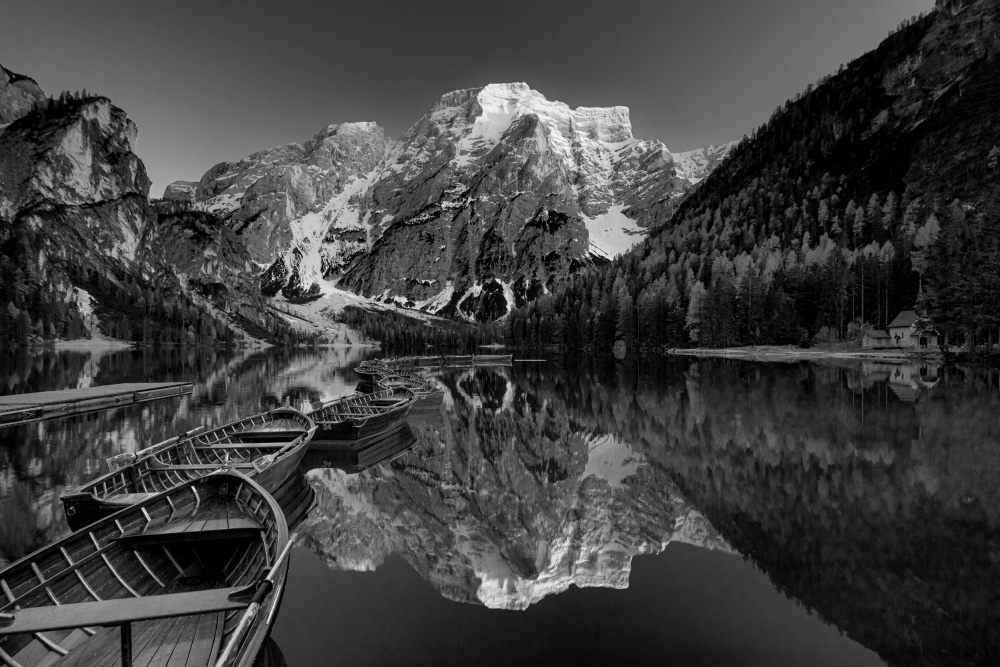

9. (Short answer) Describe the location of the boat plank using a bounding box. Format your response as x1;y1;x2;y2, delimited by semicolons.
0;587;250;635
165;613;216;667
57;617;167;667
10;639;48;667
31;629;90;667
100;619;166;667
140;613;196;667
183;613;221;667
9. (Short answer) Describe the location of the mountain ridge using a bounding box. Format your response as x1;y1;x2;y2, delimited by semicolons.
168;82;735;321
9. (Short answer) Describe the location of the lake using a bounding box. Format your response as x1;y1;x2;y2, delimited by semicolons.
1;348;997;666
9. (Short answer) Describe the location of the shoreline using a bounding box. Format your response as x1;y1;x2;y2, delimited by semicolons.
666;345;944;364
53;338;134;352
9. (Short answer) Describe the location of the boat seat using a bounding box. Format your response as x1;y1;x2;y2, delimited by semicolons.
0;586;254;636
107;493;157;505
116;504;263;545
146;461;255;472
224;429;305;438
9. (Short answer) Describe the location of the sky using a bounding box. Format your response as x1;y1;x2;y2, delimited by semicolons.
0;0;935;196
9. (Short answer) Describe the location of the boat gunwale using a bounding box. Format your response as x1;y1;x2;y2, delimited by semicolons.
65;408;314;501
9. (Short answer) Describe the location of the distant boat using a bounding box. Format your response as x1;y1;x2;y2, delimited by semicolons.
308;389;415;441
0;471;293;667
408;354;513;367
375;373;438;397
60;407;316;531
353;358;416;383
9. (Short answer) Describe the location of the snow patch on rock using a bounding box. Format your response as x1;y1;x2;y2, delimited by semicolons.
582;204;647;260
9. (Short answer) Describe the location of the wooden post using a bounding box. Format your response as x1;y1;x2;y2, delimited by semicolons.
120;623;133;667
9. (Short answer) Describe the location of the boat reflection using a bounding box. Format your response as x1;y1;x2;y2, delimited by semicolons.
301;422;418;473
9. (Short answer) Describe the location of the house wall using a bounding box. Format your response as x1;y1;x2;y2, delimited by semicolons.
918;333;939;348
889;326;912;347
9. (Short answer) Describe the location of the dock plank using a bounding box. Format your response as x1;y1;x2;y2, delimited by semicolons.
0;384;193;428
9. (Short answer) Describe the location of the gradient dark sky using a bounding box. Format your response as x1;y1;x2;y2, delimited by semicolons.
1;0;933;195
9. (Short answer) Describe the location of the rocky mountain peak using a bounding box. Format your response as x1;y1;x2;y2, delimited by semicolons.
0;65;45;128
168;82;734;319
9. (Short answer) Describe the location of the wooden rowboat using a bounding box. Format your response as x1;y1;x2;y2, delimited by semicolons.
353;358;417;383
374;373;438;397
61;407;316;531
0;471;292;667
308;389;415;441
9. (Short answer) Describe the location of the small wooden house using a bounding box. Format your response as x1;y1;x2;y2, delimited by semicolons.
862;329;892;349
887;310;940;348
887;310;919;346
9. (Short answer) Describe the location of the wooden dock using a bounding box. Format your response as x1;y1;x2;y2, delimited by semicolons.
0;382;193;427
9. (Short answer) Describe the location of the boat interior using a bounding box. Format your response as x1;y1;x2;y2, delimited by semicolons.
0;476;282;667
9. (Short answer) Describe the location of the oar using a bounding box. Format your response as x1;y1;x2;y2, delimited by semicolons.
252;427;317;472
106;426;207;471
214;533;298;667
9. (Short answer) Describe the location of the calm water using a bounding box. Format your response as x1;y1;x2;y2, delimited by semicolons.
1;348;998;666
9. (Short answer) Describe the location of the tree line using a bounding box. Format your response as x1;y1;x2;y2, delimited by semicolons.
333;306;500;354
503;9;1000;356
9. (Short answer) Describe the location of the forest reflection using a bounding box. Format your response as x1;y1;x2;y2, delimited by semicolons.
511;357;999;667
1;348;997;666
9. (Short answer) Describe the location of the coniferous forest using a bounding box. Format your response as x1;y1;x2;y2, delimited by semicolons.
504;9;1000;355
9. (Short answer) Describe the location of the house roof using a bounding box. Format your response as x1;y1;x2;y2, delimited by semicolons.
865;330;891;339
888;310;918;329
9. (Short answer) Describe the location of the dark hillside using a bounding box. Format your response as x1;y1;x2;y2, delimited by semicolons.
507;0;1000;353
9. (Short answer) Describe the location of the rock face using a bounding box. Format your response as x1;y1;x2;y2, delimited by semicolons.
0;66;45;129
137;205;277;332
161;180;198;203
0;66;284;344
0;95;152;269
299;366;731;609
172;83;732;319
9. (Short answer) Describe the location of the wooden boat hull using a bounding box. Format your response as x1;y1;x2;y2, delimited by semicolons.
1;471;289;667
302;422;417;473
62;431;312;531
61;407;315;531
309;390;415;443
268;466;316;532
312;403;411;440
353;368;381;384
252;637;288;667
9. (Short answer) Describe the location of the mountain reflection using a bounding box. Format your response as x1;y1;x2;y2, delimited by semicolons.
1;348;997;665
299;366;731;610
516;358;1000;667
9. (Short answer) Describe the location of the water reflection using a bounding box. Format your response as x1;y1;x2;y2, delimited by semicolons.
299;366;731;610
299;358;1000;664
0;346;375;564
1;349;997;665
518;358;1000;667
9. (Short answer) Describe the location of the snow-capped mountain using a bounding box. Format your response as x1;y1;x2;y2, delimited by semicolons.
172;83;733;320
